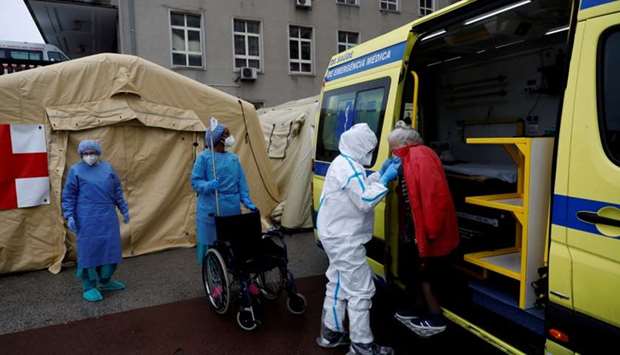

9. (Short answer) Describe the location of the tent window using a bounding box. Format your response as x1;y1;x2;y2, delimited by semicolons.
170;11;204;68
316;77;390;165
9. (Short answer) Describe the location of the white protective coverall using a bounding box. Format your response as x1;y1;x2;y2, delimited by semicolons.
317;123;388;344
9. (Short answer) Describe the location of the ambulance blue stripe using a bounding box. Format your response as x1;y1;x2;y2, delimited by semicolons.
552;194;620;237
325;41;407;82
581;0;615;9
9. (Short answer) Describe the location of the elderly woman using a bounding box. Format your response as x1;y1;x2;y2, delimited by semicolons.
191;122;257;264
388;121;459;337
61;140;129;302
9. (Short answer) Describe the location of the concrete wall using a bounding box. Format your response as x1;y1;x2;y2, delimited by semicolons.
117;0;452;107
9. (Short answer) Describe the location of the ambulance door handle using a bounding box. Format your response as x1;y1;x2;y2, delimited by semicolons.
576;211;620;228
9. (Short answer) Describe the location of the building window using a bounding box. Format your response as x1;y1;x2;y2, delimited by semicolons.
599;28;620;165
233;19;261;71
337;0;359;5
380;0;398;12
289;25;313;74
338;31;359;53
419;0;435;16
170;11;203;68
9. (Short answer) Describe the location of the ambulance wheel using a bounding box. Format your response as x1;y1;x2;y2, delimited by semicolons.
286;293;307;315
237;309;259;331
203;249;230;315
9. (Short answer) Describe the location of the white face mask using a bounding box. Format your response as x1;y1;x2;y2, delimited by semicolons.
361;150;373;166
82;154;99;166
224;135;236;148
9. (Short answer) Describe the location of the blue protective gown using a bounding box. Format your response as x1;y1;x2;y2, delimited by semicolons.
61;160;128;269
191;150;252;260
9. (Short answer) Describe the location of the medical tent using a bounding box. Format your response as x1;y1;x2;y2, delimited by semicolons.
0;53;280;274
257;96;319;230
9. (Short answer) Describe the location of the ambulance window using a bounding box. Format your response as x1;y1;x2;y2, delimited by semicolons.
599;29;620;165
316;77;390;164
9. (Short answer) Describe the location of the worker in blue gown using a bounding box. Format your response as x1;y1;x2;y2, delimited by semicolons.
191;123;257;263
61;140;130;302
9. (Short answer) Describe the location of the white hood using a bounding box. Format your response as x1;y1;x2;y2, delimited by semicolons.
338;123;378;164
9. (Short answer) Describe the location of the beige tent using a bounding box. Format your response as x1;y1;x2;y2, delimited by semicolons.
0;53;280;274
257;96;319;230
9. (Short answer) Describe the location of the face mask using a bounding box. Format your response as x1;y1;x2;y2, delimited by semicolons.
361;150;373;166
82;154;99;166
224;136;236;148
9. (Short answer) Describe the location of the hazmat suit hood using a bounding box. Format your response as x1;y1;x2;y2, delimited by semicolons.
338;123;377;165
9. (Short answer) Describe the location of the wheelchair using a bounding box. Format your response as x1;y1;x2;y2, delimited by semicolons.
202;211;307;331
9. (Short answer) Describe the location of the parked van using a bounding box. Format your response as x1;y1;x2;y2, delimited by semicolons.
312;1;620;354
0;40;69;63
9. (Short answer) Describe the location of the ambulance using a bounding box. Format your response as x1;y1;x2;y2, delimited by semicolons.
312;1;620;353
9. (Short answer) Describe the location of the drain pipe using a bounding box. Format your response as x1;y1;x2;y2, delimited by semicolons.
127;0;137;55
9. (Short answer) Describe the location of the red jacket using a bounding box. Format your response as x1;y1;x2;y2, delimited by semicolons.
393;144;459;257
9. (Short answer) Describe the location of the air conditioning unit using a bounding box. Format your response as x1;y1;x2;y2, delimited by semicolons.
240;67;258;81
296;0;312;8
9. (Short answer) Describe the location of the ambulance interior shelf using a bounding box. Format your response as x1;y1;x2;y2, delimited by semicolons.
460;137;554;309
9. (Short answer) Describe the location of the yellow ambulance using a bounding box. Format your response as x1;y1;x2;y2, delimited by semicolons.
312;0;620;353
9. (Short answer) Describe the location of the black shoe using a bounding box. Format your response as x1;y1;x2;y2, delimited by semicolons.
346;342;394;355
315;327;350;348
405;315;447;337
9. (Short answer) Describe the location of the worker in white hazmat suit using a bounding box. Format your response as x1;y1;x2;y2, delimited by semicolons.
315;123;400;355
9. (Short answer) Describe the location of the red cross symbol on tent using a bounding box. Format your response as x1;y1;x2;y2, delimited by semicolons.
0;124;50;210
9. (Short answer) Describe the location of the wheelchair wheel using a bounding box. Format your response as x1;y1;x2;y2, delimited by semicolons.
236;308;259;331
257;267;285;300
286;293;307;315
203;249;230;315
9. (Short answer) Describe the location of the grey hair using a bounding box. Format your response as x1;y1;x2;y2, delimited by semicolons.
388;120;423;146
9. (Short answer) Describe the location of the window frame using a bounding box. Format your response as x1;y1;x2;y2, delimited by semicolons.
337;0;360;7
168;9;205;69
9;49;43;61
337;30;360;53
232;18;263;72
597;25;620;167
316;77;392;165
380;0;399;12
287;24;315;76
419;0;435;16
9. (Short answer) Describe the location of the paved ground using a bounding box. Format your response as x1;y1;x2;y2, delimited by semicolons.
0;231;327;335
0;231;500;354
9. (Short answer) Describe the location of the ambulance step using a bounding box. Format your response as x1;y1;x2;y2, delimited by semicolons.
469;280;544;336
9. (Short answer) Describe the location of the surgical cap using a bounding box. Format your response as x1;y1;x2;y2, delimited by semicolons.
205;123;225;148
78;140;102;155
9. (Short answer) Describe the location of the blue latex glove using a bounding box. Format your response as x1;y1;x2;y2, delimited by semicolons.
391;156;402;171
379;157;394;175
380;164;400;186
206;179;219;192
123;212;130;224
67;217;77;233
244;201;258;211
